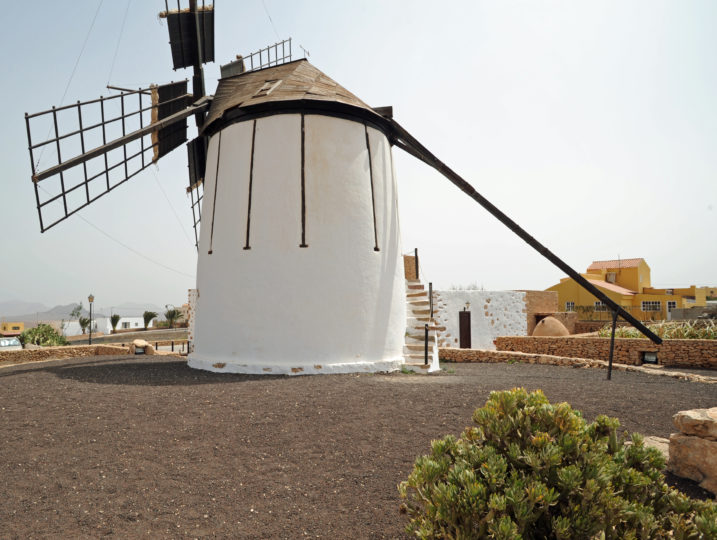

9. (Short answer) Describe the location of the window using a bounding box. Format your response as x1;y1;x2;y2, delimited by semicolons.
253;79;282;97
667;301;677;312
641;301;661;312
666;289;674;295
122;322;130;329
605;272;616;283
565;301;575;312
594;301;607;312
11;326;20;331
134;322;139;327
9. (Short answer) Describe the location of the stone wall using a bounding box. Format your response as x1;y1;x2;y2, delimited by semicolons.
438;348;716;383
520;291;558;335
494;336;717;369
0;345;129;365
434;290;527;350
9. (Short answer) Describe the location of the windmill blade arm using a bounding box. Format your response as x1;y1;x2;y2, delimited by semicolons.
33;96;211;183
388;118;662;345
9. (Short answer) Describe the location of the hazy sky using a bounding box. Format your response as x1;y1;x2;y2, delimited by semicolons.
1;0;715;314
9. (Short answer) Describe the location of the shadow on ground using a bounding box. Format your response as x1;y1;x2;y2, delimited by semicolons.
1;357;287;386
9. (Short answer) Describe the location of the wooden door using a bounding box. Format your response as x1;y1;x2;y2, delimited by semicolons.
459;311;471;349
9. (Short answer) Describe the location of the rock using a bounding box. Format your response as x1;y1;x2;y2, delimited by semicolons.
531;316;570;337
673;408;717;441
668;433;717;496
145;344;155;355
132;339;149;348
643;436;669;460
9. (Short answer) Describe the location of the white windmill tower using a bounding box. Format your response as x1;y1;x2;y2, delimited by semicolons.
24;2;662;377
189;60;406;374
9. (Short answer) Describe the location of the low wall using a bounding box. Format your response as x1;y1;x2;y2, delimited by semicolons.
0;345;130;365
493;336;716;369
438;348;716;383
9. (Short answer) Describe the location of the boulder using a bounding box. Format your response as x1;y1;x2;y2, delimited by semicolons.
532;316;570;337
668;433;717;496
673;407;717;441
132;339;149;348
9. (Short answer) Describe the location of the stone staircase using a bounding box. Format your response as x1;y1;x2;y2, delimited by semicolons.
403;279;442;372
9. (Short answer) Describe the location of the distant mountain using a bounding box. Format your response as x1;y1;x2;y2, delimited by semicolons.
8;304;88;322
2;300;172;323
0;300;49;319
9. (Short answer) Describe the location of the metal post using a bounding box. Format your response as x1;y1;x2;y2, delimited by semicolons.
414;248;419;280
607;310;618;380
429;282;433;318
424;323;429;365
171;341;174;352
88;301;93;345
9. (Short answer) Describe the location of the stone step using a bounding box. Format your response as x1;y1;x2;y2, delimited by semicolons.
407;284;425;290
406;332;437;341
402;362;431;371
407;300;430;306
405;343;435;351
405;353;436;361
406;291;428;298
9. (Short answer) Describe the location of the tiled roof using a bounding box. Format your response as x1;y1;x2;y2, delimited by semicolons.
587;258;644;271
587;279;636;296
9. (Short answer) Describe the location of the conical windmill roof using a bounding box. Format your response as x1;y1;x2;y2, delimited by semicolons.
203;59;381;133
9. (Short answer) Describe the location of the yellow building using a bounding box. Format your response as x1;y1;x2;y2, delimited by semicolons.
0;322;24;336
546;258;708;321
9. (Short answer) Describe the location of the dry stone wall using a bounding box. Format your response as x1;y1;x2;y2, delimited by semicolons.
494;336;716;369
434;290;527;350
0;345;129;365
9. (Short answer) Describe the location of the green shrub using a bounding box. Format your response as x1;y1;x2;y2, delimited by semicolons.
19;324;69;347
399;388;717;539
597;320;716;340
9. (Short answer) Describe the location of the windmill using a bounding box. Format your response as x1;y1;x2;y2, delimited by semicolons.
25;2;661;377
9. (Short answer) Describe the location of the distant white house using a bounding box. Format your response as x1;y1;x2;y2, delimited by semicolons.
62;317;108;337
61;316;154;336
110;316;151;332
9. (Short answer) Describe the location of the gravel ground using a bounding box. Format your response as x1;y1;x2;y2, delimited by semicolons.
0;357;715;538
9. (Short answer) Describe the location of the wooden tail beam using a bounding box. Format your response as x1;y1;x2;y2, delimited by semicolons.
388;118;662;345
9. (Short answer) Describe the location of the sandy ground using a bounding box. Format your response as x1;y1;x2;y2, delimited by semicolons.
0;356;714;538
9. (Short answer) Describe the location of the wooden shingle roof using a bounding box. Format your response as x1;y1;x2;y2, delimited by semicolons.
203;60;374;131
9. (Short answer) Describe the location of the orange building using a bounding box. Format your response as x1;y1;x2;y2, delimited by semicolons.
0;322;25;336
546;258;708;321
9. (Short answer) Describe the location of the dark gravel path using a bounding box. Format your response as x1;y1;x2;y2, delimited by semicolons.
0;357;714;538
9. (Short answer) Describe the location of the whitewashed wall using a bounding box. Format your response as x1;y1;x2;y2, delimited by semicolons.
190;114;406;375
434;290;527;350
62;317;107;337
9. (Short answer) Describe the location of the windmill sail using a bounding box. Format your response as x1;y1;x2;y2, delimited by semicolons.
186;135;207;247
25;82;210;232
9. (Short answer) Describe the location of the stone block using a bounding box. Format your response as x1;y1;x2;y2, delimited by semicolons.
673;408;717;441
668;433;717;496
